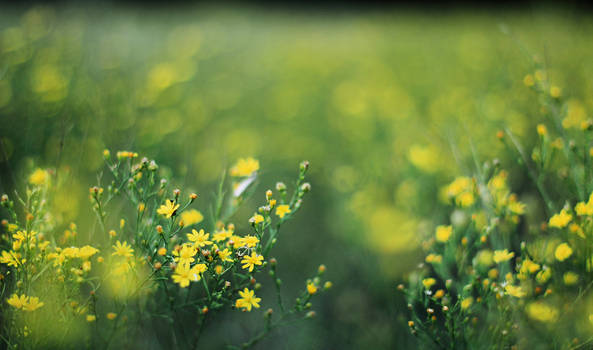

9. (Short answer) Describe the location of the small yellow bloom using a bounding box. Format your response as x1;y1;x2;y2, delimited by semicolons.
425;254;442;264
172;263;205;288
555;243;573;261
550;86;561;98
235;288;261;311
187;229;212;247
536;268;552;284
157;200;180;218
217;248;234;263
275;205;291;219
435;225;452;243
241;252;264;272
86;314;96;322
307;283;318;295
23;297;44;311
29;168;49;185
230;158;259;177
493;249;514;263
181;209;203;226
106;312;117;320
549;209;572;228
526;302;557;323
563;271;579;285
505;285;526;298
112;240;134;258
6;294;28;309
461;297;473;310
422;278;436;289
536;124;548;136
250;214;264;224
241;235;259;248
157;247;167;256
173;244;197;266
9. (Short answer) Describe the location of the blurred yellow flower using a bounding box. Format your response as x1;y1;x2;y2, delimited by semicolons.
275;205;291;219
435;225;452;243
526;302;558;323
549;209;572;228
6;294;28;309
505;285;526;298
106;312;117;320
187;229;212;247
493;249;514;263
29;168;49;185
180;209;203;226
461;297;473;310
422;278;436;289
86;314;96;322
112;240;134;258
173;244;197;266
23;297;44;311
555;243;573;261
230;158;259;177
563;271;578;285
250;214;264;224
307;283;318;295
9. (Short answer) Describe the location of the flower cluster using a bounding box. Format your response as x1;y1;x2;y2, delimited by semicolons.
0;152;329;349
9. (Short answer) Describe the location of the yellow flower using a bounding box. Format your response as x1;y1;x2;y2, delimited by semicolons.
29;168;49;185
493;249;514;264
106;312;117;320
6;294;28;309
172;263;206;288
250;214;264;224
435;225;452;243
235;288;261;311
242;235;259;248
555;243;573;261
549;209;572;228
213;229;232;242
157;200;180;218
536;124;548;136
181;209;203;226
230;158;259;177
422;278;436;289
86;314;96;322
217;248;234;263
0;250;21;267
536;268;552;284
307;283;318;295
425;254;442;264
563;271;579;285
78;245;99;260
158;247;167;256
520;259;540;275
461;297;473;310
526;302;558;323
275;205;291;219
505;285;526;298
173;244;197;266
187;229;212;247
112;240;134;258
241;252;264;272
23;297;44;311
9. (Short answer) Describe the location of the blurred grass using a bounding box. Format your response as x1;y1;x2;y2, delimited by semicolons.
1;4;592;348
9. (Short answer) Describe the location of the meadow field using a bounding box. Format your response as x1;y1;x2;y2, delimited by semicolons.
1;4;593;349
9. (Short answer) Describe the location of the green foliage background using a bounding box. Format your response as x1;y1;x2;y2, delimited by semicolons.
1;4;592;348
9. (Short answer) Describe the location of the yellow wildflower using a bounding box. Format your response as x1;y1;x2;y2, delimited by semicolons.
112;240;134;258
6;294;28;309
241;252;264;272
78;245;99;260
242;235;259;248
106;312;117;320
520;259;541;274
23;297;44;311
422;278;436;289
86;314;96;322
275;205;291;219
172;263;206;288
235;288;261;311
29;168;49;185
435;225;452;243
0;250;21;267
187;229;212;247
181;209;203;226
505;285;526;298
563;271;579;285
536;268;552;284
526;302;558;323
213;229;232;242
173;244;197;266
536;124;548;136
493;249;514;263
250;214;264;224
555;243;573;261
217;248;234;263
425;254;442;264
230;158;259;177
461;297;473;310
157;199;180;218
549;209;572;228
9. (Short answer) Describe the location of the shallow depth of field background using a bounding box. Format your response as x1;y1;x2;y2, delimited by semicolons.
1;4;593;348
